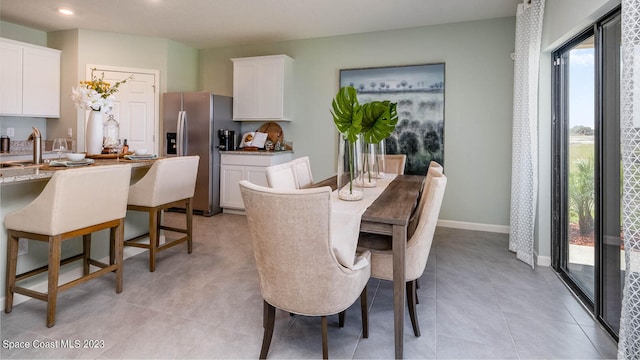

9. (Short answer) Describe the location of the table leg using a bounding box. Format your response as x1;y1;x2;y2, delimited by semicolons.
392;224;406;359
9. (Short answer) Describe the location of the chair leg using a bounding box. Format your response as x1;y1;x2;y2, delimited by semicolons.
5;231;19;314
83;234;91;275
406;280;420;337
360;285;368;338
321;315;328;359
338;311;345;328
148;208;159;272
46;235;62;328
186;198;193;254
260;300;275;359
114;219;124;293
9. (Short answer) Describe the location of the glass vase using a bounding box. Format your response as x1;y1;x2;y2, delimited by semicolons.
337;135;363;201
355;134;377;187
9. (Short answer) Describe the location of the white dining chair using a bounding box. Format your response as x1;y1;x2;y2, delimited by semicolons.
382;154;407;175
265;161;298;189
291;156;314;188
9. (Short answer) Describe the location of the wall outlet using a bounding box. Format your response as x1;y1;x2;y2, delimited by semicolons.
67;128;73;137
18;239;28;255
7;128;14;137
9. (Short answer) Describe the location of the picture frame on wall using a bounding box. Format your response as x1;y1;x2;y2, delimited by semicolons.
340;63;445;175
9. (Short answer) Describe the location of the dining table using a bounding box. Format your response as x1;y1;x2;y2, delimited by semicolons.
319;174;425;359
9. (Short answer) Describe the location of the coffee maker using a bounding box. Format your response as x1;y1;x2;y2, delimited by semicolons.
218;129;236;151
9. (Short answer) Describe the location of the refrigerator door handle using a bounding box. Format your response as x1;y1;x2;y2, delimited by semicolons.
177;110;188;156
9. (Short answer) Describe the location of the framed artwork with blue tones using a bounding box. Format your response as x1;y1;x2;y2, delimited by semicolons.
340;63;445;175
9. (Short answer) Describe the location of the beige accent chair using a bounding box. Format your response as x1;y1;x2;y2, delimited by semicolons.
357;168;447;337
239;180;371;359
4;164;132;327
407;161;443;237
265;156;314;190
125;156;199;272
382;154;407;175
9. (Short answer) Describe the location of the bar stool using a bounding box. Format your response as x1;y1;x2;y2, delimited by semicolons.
4;164;132;327
125;156;199;272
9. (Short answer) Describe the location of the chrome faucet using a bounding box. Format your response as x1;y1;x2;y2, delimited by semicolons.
29;127;42;164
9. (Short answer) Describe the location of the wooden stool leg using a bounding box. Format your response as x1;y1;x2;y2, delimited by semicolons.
83;234;91;275
148;209;159;272
5;231;19;314
186;198;193;254
114;219;124;293
46;235;62;328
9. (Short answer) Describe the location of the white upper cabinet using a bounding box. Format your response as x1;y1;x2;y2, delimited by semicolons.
0;38;61;118
231;55;293;121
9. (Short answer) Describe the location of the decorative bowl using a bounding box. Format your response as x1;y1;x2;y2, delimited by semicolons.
66;153;86;162
134;149;148;155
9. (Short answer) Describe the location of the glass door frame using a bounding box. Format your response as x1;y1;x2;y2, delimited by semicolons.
551;6;621;339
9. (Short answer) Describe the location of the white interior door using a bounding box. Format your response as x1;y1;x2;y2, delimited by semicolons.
86;66;158;153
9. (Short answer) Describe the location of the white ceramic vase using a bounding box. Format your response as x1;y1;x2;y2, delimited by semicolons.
85;110;104;155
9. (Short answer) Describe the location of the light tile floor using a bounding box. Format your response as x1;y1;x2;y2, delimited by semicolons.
1;213;618;359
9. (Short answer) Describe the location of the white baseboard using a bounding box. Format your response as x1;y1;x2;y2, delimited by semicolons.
437;219;510;234
535;254;551;267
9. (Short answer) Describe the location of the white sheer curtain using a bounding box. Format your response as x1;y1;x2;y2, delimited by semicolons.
618;0;640;358
509;0;545;268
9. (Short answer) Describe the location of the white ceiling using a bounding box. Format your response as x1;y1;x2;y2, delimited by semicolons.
0;0;521;49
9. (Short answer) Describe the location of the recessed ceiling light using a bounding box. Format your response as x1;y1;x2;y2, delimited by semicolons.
58;8;74;15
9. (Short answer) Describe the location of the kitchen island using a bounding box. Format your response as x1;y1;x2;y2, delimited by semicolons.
0;159;156;307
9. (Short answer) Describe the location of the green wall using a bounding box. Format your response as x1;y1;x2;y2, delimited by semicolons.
200;17;517;229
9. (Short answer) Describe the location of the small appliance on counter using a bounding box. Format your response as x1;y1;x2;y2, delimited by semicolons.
0;136;9;153
218;129;236;151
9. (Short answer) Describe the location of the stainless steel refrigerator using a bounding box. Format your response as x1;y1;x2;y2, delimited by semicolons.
163;92;239;216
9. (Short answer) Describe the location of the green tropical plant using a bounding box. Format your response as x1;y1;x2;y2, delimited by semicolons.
331;86;398;192
569;156;594;236
331;86;362;194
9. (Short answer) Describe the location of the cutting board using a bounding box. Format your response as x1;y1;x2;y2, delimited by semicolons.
257;122;284;144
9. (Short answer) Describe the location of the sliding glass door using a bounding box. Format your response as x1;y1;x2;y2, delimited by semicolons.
552;8;622;337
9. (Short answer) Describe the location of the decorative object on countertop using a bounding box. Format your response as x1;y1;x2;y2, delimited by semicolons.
331;86;363;200
71;68;133;155
103;114;120;152
85;110;104;155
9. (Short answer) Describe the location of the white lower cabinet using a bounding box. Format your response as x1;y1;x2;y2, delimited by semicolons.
220;152;293;211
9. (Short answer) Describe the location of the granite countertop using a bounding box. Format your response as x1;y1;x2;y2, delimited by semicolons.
220;150;293;155
0;159;155;185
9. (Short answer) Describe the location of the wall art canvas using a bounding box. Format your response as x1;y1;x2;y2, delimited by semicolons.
340;63;445;175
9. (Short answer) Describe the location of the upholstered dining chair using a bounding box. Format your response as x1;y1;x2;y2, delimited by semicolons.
4;164;132;327
382;154;407;175
265;160;297;189
357;168;447;337
407;161;443;237
239;180;371;359
291;156;314;188
125;155;199;272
